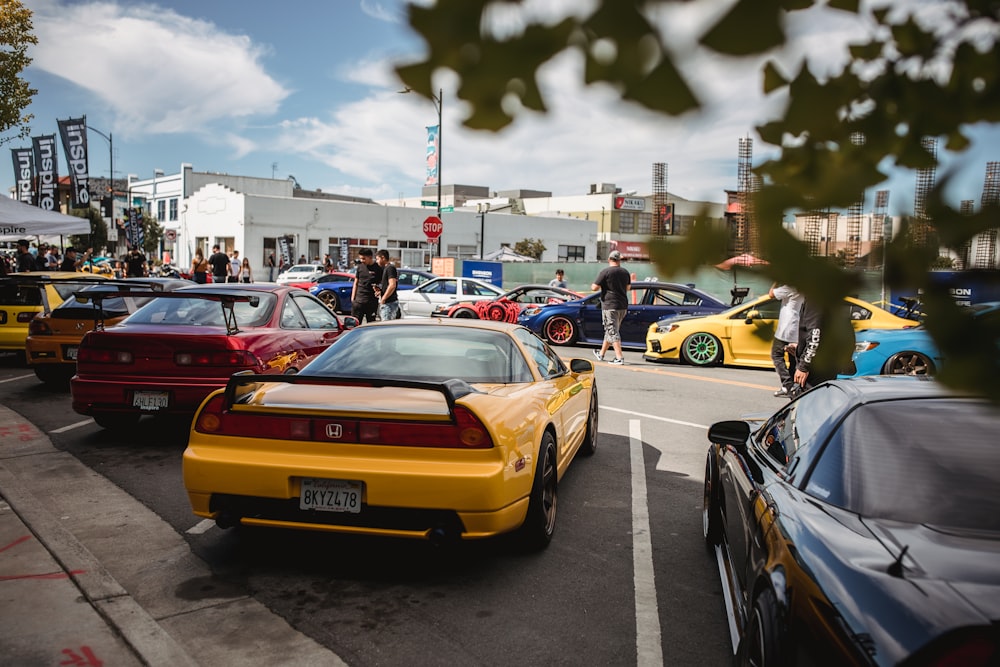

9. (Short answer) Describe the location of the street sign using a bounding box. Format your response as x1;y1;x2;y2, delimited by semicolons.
421;200;438;207
423;216;443;241
441;206;454;213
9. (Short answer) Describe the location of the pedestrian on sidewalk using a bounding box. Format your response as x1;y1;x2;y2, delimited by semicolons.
591;250;630;365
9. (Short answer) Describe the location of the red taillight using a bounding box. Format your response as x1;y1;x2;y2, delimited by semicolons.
919;629;996;667
17;312;37;323
28;319;51;335
77;348;133;364
194;398;493;449
175;350;259;367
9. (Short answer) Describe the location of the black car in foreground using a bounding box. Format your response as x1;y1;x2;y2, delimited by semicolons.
703;376;1000;666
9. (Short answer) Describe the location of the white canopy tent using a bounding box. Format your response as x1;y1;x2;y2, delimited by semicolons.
0;196;91;241
480;246;536;262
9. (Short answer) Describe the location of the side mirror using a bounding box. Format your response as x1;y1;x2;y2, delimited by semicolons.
744;310;760;324
570;358;594;373
708;420;750;447
342;316;359;329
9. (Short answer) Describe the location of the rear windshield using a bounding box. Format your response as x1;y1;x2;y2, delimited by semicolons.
0;283;43;306
804;398;1000;532
125;293;276;328
302;326;534;383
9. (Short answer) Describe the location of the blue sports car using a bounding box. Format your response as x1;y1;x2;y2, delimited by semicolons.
517;280;730;348
310;268;436;313
849;301;1000;376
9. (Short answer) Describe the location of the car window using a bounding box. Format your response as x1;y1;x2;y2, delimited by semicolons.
293;295;340;329
53;279;102;300
421;279;455;295
398;271;432;287
302;326;533;383
751;298;781;319
755;383;851;466
126;293;276;328
804;398;1000;531
0;283;43;306
849;302;872;321
464;281;499;296
514;328;566;379
281;297;309;328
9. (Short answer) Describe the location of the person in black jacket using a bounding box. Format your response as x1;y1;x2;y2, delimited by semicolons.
788;297;855;394
350;248;382;323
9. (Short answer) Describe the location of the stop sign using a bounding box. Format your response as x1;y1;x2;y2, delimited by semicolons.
423;215;443;241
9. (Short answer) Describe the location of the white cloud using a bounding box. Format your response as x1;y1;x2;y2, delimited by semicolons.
359;0;405;24
29;1;289;137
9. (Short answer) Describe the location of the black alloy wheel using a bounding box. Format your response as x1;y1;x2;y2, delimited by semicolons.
520;432;558;550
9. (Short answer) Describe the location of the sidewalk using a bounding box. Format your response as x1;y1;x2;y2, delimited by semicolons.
0;405;347;666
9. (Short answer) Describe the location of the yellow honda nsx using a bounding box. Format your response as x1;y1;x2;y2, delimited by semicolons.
183;318;598;549
644;295;917;368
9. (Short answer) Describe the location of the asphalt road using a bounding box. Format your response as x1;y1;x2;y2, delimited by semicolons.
0;347;780;666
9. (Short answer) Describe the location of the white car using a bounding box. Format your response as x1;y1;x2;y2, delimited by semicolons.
275;264;325;285
398;276;504;317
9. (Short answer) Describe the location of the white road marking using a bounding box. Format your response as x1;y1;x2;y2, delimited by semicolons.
608;406;709;471
0;373;34;384
49;419;95;434
630;419;663;666
186;519;216;535
716;544;741;654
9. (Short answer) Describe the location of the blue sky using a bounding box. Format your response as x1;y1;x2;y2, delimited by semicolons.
5;0;998;214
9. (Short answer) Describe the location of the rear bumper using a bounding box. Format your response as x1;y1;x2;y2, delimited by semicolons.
184;439;532;540
71;375;226;416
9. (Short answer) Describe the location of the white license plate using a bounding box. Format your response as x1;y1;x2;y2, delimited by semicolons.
132;391;169;411
65;346;78;360
299;478;362;514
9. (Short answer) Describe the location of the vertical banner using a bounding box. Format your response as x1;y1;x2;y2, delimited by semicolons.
11;148;34;205
127;207;144;250
277;236;291;267
424;124;440;186
58;117;90;208
32;135;59;210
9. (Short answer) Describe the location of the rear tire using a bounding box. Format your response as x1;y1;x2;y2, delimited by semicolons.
33;365;72;386
93;412;141;430
452;308;477;319
519;432;558;550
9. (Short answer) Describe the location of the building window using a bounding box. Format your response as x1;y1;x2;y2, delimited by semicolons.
448;244;478;261
558;245;585;262
637;212;653;235
169;198;178;221
619;212;636;234
157;200;166;221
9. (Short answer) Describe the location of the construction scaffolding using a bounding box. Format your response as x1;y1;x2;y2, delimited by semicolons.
974;161;999;269
871;189;890;269
734;136;757;256
845;133;865;267
802;211;826;257
652;162;669;236
911;137;937;247
959;199;975;269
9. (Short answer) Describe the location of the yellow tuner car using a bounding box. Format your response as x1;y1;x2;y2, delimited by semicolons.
0;273;107;359
183;318;599;549
644;295;917;368
26;277;194;385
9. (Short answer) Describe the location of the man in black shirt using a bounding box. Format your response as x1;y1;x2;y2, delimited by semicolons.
208;245;230;283
375;250;400;320
125;247;147;277
591;250;631;365
350;249;382;324
15;239;36;272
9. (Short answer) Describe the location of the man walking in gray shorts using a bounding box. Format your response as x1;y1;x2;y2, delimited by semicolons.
591;250;631;365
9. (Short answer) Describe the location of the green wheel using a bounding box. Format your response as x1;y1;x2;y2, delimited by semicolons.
681;332;722;366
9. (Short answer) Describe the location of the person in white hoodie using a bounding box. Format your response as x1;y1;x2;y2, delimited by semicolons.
769;283;803;397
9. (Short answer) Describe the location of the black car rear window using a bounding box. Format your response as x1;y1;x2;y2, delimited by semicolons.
804;398;1000;532
0;283;42;306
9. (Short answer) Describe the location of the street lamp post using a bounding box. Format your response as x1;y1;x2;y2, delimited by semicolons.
86;122;114;197
400;87;443;258
477;202;490;258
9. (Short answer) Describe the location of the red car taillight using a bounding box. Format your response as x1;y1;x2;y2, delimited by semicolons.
28;319;51;335
77;348;133;364
916;628;996;667
17;312;37;323
175;350;259;367
194;395;493;449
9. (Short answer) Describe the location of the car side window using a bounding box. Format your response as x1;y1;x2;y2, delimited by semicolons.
514;328;566;379
280;297;308;328
293;295;339;329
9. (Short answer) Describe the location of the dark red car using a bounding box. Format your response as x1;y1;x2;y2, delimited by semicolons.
430;284;582;322
71;283;356;429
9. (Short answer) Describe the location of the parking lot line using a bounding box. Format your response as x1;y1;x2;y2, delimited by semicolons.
630;419;663;666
